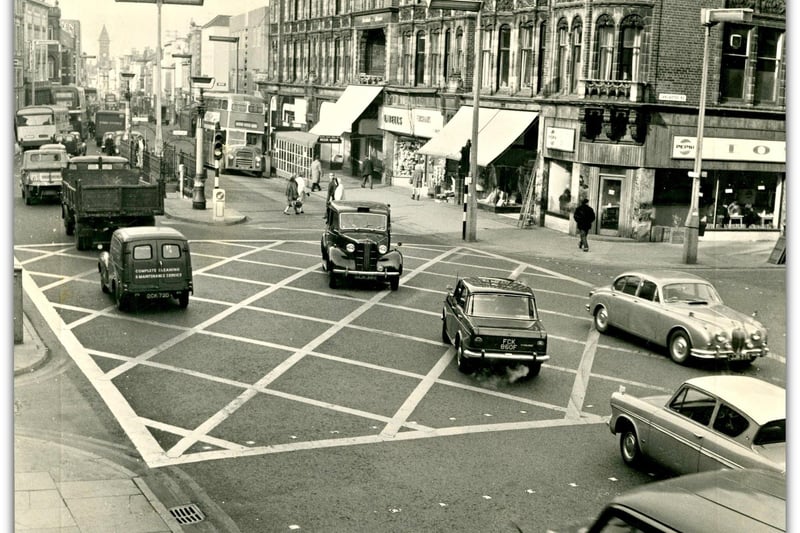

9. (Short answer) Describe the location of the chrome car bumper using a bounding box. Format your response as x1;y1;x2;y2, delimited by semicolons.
461;347;550;363
330;268;400;278
691;346;769;360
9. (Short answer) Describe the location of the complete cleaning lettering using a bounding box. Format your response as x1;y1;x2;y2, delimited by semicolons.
134;266;182;279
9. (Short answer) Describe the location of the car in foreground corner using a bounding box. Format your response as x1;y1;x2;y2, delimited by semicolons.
441;277;548;376
586;270;768;366
581;468;785;533
321;201;403;290
609;375;785;475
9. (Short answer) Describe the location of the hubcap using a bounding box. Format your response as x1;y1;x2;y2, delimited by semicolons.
596;308;608;329
672;336;689;359
623;433;636;460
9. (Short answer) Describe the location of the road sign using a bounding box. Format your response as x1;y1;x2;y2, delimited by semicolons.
132;117;148;123
172;130;188;136
318;136;341;144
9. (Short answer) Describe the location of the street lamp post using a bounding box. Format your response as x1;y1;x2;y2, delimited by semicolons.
190;76;215;209
115;0;205;156
120;72;136;141
426;0;483;241
682;7;753;264
209;35;240;93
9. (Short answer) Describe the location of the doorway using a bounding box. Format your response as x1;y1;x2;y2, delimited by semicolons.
598;175;623;235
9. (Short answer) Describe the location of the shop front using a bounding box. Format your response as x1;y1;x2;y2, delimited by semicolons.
418;106;539;211
378;106;444;191
273;130;318;179
310;85;384;178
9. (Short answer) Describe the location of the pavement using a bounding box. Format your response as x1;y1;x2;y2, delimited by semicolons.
13;167;784;532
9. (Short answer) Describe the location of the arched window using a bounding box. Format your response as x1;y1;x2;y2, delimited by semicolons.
431;30;441;86
519;23;534;87
554;19;569;92
497;25;511;89
596;16;614;80
481;26;493;89
415;31;426;86
456;28;464;75
536;21;547;93
571;18;582;92
619;16;643;81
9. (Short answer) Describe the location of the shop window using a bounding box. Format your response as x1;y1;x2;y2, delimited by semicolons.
519;24;534;88
571;20;583;92
547;160;573;217
415;31;426;86
755;27;783;104
496;25;511;90
596;18;614;80
554;20;568;93
720;24;750;100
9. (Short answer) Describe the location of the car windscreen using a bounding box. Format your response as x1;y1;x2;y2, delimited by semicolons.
470;294;537;320
339;212;387;231
662;282;722;304
16;113;52;126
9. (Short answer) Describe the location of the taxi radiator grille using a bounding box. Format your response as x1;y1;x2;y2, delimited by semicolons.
355;242;377;270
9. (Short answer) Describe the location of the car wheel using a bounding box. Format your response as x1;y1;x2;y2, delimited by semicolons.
593;305;609;333
100;272;109;294
328;269;338;289
620;427;643;467
115;284;129;312
389;276;399;291
668;330;692;365
456;339;474;374
178;291;189;309
441;313;450;344
525;362;542;378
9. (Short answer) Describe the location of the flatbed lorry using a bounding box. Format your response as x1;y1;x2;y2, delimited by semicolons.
61;155;164;250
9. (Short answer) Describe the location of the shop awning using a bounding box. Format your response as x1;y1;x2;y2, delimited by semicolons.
417;106;538;166
274;130;319;148
310;85;384;138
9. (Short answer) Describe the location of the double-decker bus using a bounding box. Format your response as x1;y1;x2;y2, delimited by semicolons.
31;84;88;138
202;92;265;176
15;105;71;150
104;93;119;111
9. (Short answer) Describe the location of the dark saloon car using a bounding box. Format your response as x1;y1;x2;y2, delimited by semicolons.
587;270;768;366
441;277;549;376
582;469;785;533
321;201;403;290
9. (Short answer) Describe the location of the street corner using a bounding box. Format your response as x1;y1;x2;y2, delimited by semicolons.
14;314;50;377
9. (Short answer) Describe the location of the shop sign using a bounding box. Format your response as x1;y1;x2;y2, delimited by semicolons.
658;93;687;102
234;120;259;130
354;12;392;27
545;127;575;152
318;136;341;144
379;106;443;138
671;136;785;163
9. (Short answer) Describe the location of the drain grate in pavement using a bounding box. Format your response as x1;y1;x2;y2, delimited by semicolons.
169;503;206;525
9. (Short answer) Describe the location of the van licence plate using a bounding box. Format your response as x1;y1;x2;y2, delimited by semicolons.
145;292;170;299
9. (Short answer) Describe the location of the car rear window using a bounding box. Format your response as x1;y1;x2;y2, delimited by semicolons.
133;244;153;260
162;243;181;259
470;294;536;319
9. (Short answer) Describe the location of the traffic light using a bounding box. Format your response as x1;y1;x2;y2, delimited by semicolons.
213;124;224;160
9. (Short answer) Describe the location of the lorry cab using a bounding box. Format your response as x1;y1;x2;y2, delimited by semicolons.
20;149;66;204
99;227;193;311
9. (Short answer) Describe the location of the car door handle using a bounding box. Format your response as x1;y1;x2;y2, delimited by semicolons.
693;433;704;439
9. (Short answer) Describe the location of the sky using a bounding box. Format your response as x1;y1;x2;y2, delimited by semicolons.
55;0;263;57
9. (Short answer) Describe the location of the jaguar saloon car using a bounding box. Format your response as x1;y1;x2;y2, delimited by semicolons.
441;277;548;376
581;468;785;533
321;201;403;290
609;375;785;475
586;270;768;366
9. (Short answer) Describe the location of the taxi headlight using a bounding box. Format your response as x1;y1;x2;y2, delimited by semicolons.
345;243;356;253
378;244;388;254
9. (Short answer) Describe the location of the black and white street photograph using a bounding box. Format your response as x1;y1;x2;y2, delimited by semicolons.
9;0;791;531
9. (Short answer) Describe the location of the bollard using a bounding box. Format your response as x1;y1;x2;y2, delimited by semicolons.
14;260;23;344
213;188;226;222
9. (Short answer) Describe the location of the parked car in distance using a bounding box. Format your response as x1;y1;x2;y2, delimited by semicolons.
321;201;403;290
99;226;193;311
20;149;66;204
580;468;785;533
586;270;768;366
441;277;549;376
609;375;785;475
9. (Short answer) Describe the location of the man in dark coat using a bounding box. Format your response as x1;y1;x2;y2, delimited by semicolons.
361;156;374;189
573;197;596;252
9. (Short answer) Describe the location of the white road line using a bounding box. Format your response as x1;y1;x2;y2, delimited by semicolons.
380;348;454;438
566;328;600;420
39;267;98;293
462;246;594;287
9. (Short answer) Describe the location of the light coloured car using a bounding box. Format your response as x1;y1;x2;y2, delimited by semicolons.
39;143;69;166
586;270;768;366
609;375;785;475
580;468;785;533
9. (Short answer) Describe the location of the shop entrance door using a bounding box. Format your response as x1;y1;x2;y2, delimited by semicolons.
598;176;623;236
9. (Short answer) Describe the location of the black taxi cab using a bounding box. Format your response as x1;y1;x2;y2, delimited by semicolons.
99;226;193;311
320;201;403;290
442;277;549;376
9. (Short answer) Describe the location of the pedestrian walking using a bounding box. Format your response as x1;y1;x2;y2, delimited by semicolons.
361;156;374;189
573;197;596;252
310;155;322;192
295;174;308;213
412;158;424;200
284;173;301;215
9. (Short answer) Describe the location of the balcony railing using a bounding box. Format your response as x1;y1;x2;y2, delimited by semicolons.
359;73;385;85
580;79;646;103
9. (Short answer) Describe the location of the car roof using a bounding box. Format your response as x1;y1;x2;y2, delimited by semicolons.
40;144;66;150
329;200;390;214
114;226;187;241
460;277;535;296
608;469;785;532
614;270;710;285
685;376;785;424
68;155;129;163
